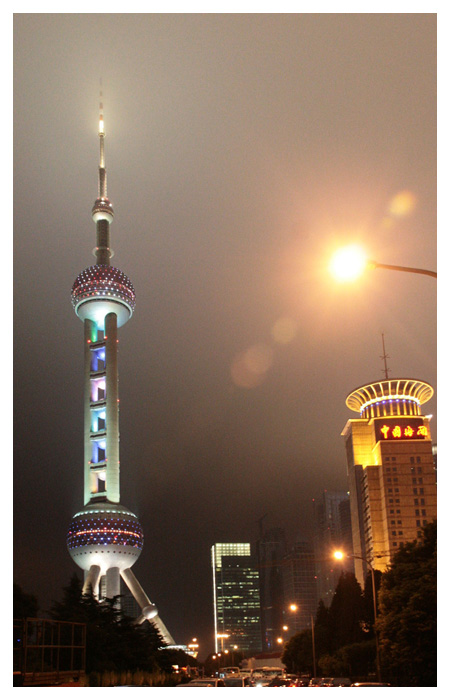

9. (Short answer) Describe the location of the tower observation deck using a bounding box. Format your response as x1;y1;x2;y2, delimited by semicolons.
66;94;174;645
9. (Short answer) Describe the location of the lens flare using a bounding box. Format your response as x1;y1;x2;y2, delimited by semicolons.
388;190;416;217
330;245;367;282
231;344;274;388
271;317;298;344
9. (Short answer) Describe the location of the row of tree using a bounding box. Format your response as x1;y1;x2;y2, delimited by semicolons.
282;521;437;686
14;574;196;682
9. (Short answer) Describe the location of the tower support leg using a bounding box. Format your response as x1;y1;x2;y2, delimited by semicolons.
106;566;121;600
121;567;175;645
83;564;101;598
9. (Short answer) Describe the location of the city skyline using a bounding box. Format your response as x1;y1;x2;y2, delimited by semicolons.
13;14;437;653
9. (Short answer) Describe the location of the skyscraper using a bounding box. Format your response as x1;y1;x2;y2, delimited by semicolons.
342;378;436;585
313;490;353;605
65;94;174;644
281;540;317;634
211;543;261;654
257;527;287;651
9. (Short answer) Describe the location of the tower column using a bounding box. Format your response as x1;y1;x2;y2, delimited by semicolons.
84;319;95;505
105;312;120;503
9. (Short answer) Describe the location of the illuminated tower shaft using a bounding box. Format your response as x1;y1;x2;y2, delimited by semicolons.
67;95;174;645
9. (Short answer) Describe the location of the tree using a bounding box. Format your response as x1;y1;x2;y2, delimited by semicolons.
13;583;39;619
377;521;437;687
328;571;366;651
50;573;166;674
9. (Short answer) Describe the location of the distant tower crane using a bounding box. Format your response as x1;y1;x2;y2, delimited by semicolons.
66;91;174;645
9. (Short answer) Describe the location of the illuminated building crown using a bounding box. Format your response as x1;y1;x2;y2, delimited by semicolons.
346;378;433;419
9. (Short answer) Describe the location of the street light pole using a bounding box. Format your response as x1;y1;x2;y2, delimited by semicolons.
368;260;437;278
310;614;317;678
330;245;437;282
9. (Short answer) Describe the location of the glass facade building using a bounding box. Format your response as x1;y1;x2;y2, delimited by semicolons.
211;543;262;654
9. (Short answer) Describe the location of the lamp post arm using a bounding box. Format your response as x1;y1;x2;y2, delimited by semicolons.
369;260;437;278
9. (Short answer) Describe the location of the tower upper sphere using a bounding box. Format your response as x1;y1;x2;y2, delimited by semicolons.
71;264;136;328
72;91;135;329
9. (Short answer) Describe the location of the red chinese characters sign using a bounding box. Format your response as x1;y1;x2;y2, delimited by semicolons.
375;417;428;442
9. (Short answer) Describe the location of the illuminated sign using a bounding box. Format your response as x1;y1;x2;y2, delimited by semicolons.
374;417;428;442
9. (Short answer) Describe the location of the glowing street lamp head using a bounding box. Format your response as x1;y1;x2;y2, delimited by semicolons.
333;550;345;561
330;245;368;281
289;603;298;612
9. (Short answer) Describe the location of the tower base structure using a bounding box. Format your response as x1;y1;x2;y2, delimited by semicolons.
67;500;175;645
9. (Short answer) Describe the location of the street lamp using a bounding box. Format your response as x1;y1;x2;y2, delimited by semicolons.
188;638;199;658
216;633;229;653
330;245;437;281
333;550;381;682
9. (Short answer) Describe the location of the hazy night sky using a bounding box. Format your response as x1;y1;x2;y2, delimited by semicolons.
13;13;437;654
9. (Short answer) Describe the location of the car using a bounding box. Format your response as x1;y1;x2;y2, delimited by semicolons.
267;678;296;687
177;678;226;687
223;677;254;687
309;677;334;686
330;678;352;686
351;682;391;686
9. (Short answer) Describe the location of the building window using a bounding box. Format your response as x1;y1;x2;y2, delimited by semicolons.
412;478;417;484
416;520;421;527
421;509;427;516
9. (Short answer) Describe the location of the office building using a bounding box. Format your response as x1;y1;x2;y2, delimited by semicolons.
281;540;317;634
313;490;353;605
342;378;437;585
257;527;287;651
211;543;262;654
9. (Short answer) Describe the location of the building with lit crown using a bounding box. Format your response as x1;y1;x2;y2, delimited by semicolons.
66;94;174;645
211;543;262;654
342;378;436;585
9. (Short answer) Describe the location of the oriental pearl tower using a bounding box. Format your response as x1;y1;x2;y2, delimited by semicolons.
66;92;174;645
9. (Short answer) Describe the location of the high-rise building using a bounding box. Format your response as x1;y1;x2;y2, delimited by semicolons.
257;527;287;651
281;540;317;634
211;543;262;654
313;490;353;605
342;378;436;585
65;94;174;644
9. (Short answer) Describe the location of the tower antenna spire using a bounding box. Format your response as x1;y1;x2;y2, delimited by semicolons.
380;332;390;379
91;80;114;262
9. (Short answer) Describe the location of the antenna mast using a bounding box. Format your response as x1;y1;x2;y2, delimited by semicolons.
380;333;390;379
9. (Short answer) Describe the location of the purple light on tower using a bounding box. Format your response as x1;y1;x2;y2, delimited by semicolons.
66;91;174;645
